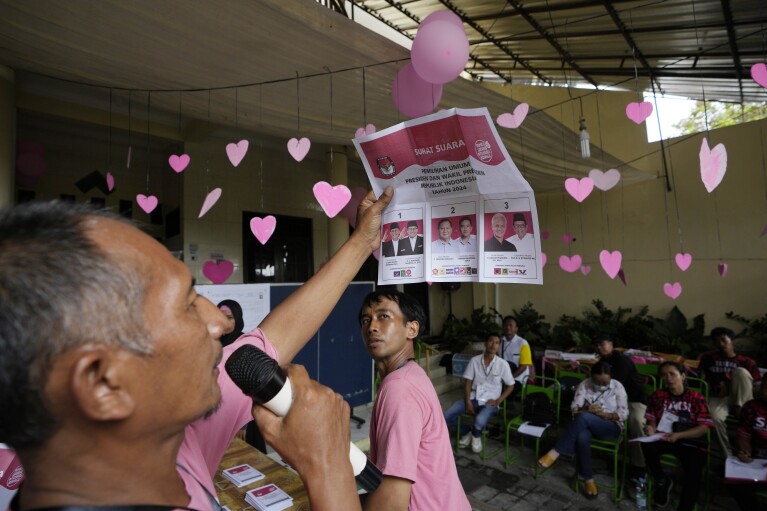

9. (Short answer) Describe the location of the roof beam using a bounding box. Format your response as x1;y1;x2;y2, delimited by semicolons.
477;50;767;62
470;0;639;22
536;67;748;80
720;0;745;104
505;0;598;87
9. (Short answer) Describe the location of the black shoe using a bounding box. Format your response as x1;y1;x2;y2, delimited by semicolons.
653;478;673;508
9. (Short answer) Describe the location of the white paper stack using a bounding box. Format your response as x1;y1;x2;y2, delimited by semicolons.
245;483;293;511
221;464;265;488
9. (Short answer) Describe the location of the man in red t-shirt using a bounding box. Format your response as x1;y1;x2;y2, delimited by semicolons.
699;327;762;455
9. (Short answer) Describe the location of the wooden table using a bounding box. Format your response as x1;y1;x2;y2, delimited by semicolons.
214;437;310;510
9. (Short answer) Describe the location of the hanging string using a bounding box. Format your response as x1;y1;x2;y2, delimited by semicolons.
127;90;132;168
178;91;183;135
559;103;571;257
145;91;151;191
259;84;264;210
594;93;610;247
760;123;767;230
107;89;113;173
205;90;211;181
328;67;334;166
295;71;301;133
234;87;238;129
362;67;367;126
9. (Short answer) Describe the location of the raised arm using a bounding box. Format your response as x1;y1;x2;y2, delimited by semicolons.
260;187;393;362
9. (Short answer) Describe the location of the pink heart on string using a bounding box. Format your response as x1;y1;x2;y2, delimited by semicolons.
564;177;594;202
287;137;311;162
202;259;234;285
580;265;591;275
496;103;530;129
250;216;276;245
751;63;767;88
718;263;728;277
559;254;582;273
354;124;377;138
226;140;249;167
541;252;547;268
761;224;767;237
168;154;190;173
663;282;682;300
599;250;622;279
625;102;654;124
589;168;621;191
136;194;158;214
541;231;549;240
561;233;573;244
198;188;222;218
426;281;433;286
313;181;352;218
372;250;380;261
617;269;627;286
699;138;728;193
675;252;692;271
106;172;115;192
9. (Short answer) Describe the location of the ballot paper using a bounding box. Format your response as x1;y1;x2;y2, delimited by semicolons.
245;483;293;511
518;421;549;437
725;456;767;482
354;108;542;285
221;463;265;487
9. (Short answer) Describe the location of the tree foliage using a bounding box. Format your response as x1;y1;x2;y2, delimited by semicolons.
673;100;767;135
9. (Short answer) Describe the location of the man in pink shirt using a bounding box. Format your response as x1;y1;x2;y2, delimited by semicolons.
359;291;470;511
0;188;391;511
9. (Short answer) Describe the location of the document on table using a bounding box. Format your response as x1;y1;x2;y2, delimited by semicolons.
725;456;767;482
629;433;666;443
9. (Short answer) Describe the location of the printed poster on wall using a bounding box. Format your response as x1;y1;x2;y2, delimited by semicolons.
353;107;542;285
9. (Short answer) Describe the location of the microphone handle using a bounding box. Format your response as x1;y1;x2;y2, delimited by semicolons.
261;378;382;492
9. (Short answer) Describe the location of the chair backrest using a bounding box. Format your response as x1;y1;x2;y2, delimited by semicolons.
642;373;657;395
636;363;660;377
685;376;709;400
522;375;561;423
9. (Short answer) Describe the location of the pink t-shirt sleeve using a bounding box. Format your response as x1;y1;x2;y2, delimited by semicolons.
373;378;424;483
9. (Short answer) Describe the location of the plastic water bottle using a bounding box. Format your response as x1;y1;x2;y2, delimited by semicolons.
635;476;646;510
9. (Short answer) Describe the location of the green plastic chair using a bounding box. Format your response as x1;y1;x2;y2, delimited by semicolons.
572;421;628;503
455;397;508;461
505;375;561;477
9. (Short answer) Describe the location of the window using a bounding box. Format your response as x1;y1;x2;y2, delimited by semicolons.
243;212;313;283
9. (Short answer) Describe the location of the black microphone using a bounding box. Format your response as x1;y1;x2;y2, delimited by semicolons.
225;344;383;492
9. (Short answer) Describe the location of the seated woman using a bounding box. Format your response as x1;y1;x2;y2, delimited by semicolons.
641;361;713;511
728;378;767;510
538;360;628;499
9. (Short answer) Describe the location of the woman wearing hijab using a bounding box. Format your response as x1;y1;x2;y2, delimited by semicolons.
217;299;244;347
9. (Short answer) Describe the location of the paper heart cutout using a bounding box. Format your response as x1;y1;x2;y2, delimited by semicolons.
700;138;728;193
226;140;249;167
564;177;594;202
354;124;377;138
496;103;530;129
718;263;728;277
580;265;591;275
136;194;158;214
372;251;380;262
250;216;277;245
625;101;654;124
198;188;222;218
541;252;547;268
617;269;627;286
761;224;767;237
559;254;582;273
663;282;682;300
675;252;692;271
541;231;549;240
599;249;622;279
106;172;115;192
313;181;352;218
561;233;573;244
202;259;234;285
750;63;767;88
287;137;311;162
168;154;190;173
589;168;621;191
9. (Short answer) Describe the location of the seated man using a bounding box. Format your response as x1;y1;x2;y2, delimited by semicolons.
444;333;515;453
699;326;762;454
728;378;767;510
499;316;532;398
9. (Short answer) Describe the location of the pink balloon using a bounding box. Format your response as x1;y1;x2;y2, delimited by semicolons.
17;140;44;156
421;10;464;30
411;20;469;84
15;152;47;187
391;62;443;118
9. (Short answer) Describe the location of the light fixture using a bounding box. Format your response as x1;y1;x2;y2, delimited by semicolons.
579;117;591;159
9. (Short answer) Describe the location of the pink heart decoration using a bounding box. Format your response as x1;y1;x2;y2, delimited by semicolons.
663;282;682;300
338;186;368;228
168;154;190;173
250;216;277;245
372;251;380;262
699;138;728;193
580;265;591;275
287;137;311;162
106;172;115;192
496;103;530;129
559;254;582;273
426;280;433;286
564;177;594;202
718;263;728;277
588;168;621;191
625;102;654;124
675;252;692;271
761;224;767;237
751;63;767;88
354;124;377;138
198;188;222;218
541;231;549;240
202;259;234;285
541;252;547;267
226;140;249;167
313;181;352;218
561;233;573;244
599;249;622;279
617;269;627;286
136;194;158;214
